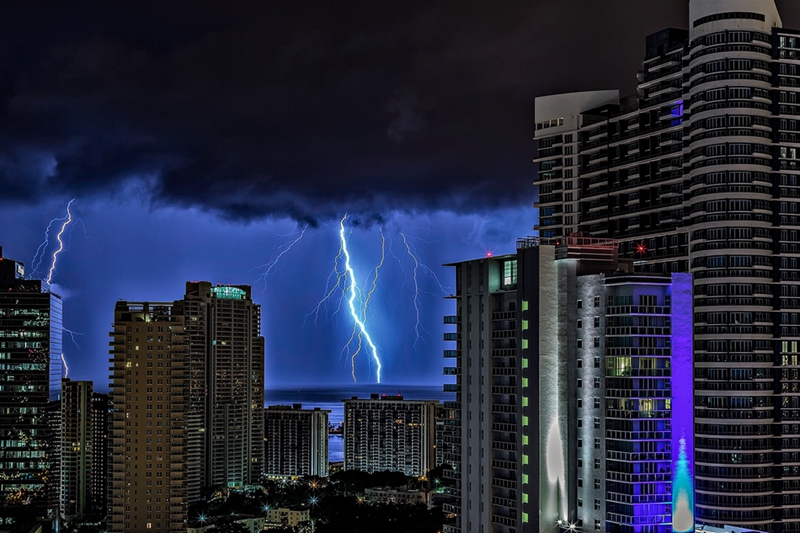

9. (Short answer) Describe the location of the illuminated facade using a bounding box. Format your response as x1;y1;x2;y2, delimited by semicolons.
442;253;521;533
343;394;437;477
533;1;800;529
264;404;329;478
444;238;694;533
0;246;62;529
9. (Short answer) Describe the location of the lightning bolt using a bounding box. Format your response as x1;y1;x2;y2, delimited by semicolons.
400;232;423;345
60;354;69;379
63;327;84;351
307;245;348;324
339;215;382;383
252;224;309;287
344;228;386;381
31;215;68;277
46;199;75;285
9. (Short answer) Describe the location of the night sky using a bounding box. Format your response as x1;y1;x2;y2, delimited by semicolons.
2;1;798;389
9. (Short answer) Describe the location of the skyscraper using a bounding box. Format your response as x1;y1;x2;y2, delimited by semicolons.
91;391;109;517
109;302;190;533
108;282;265;532
60;378;93;520
443;238;694;533
534;1;800;529
442;252;521;533
343;394;437;477
177;282;264;489
0;246;62;529
264;404;329;478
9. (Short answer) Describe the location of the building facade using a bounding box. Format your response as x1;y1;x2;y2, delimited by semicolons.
109;302;190;533
91;391;109;517
343;394;437;477
534;1;800;530
442;252;521;533
264;404;329;478
0;246;63;529
443;239;695;533
177;282;264;489
109;282;265;532
60;378;93;520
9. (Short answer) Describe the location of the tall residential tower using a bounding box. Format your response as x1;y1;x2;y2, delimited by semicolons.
534;1;800;530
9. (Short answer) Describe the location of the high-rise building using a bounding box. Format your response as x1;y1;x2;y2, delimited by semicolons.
442;252;521;533
177;282;264;489
60;379;93;520
108;282;265;532
533;1;800;530
264;404;329;478
109;302;190;533
91;391;109;516
0;246;63;529
343;394;437;477
443;238;694;533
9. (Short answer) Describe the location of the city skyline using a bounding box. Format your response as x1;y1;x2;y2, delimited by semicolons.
3;2;799;390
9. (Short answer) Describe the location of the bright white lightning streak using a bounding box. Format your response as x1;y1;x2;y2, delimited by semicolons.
400;232;423;345
60;354;69;378
46;199;75;285
344;228;386;381
339;215;382;383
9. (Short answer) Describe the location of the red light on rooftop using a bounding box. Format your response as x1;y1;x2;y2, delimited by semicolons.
485;251;493;258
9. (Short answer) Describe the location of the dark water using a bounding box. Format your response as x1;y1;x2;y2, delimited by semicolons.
264;384;451;463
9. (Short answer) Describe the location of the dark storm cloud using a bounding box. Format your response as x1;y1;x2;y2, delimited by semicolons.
9;0;793;224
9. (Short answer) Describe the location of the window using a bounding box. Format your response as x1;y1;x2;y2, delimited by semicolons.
594;317;600;328
577;300;583;309
577;339;583;349
593;337;600;348
577;379;583;388
595;500;601;511
577;319;583;329
594;438;600;449
577;359;583;368
594;478;601;489
503;260;517;287
594;377;601;388
594;398;601;409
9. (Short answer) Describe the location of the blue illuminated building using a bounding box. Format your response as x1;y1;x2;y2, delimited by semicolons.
443;236;695;533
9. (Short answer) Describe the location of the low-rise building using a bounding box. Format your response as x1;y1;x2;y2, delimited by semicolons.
265;506;310;529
